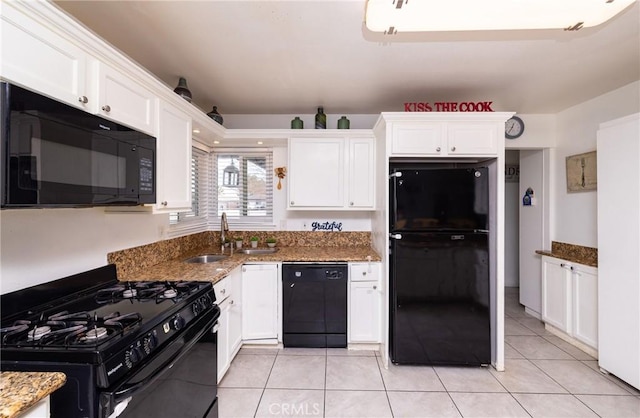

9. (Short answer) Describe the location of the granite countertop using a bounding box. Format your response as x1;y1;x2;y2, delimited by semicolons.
535;249;597;268
0;372;66;418
121;246;382;283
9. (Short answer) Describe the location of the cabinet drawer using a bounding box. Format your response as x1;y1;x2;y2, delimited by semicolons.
214;278;231;303
349;263;380;282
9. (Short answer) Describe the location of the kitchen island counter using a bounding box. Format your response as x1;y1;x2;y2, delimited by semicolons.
0;372;66;418
117;246;381;284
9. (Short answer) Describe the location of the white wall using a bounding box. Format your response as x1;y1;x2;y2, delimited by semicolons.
553;81;640;247
504;150;520;287
0;209;167;294
519;149;550;316
505;114;556;150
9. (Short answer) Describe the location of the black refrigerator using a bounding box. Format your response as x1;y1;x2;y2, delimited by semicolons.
389;163;491;366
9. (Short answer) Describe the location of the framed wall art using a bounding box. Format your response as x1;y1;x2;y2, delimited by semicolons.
566;150;597;193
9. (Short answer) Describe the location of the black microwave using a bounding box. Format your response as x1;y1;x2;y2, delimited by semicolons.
1;82;156;208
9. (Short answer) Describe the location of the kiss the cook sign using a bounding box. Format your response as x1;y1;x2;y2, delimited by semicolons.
404;101;495;112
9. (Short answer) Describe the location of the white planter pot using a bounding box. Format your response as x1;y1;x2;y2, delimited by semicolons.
251;241;258;248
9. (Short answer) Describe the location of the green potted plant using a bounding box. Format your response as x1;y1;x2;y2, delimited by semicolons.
266;237;277;248
250;236;259;248
234;237;243;249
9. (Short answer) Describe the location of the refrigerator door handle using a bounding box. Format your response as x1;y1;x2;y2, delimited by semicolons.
389;233;402;240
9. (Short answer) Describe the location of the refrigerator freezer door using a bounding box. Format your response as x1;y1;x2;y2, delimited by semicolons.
390;167;489;231
390;232;490;365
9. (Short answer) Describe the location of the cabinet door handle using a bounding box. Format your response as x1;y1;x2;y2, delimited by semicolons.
362;271;367;276
78;96;88;104
436;147;441;152
373;285;377;290
451;146;456;152
290;201;295;205
102;105;111;112
350;202;354;206
161;201;168;206
221;289;226;294
230;300;234;305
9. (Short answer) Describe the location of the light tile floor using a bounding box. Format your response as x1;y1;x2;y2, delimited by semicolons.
218;288;640;417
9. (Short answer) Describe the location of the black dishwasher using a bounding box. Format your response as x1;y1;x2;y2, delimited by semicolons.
282;264;347;348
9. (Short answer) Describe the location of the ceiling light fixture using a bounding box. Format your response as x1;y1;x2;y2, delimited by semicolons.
192;129;200;134
365;0;637;33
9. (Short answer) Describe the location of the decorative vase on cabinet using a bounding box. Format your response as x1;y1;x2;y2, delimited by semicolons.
207;106;224;125
173;77;192;102
315;107;326;129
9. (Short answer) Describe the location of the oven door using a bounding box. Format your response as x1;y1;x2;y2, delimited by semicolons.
100;309;219;418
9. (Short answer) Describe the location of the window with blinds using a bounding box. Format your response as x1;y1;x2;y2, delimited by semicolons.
169;146;211;226
213;152;273;225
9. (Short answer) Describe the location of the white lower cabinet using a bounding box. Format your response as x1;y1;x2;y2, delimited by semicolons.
348;263;382;343
541;257;572;332
242;264;279;341
215;266;242;383
572;266;598;348
541;256;598;350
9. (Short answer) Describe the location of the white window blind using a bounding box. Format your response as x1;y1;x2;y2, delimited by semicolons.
169;146;211;226
213;151;273;226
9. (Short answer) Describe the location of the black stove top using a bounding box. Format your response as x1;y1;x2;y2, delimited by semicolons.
0;265;216;367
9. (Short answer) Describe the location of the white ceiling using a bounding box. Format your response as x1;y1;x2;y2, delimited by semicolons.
54;0;640;116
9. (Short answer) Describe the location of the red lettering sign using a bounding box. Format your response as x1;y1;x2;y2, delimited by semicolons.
403;101;494;112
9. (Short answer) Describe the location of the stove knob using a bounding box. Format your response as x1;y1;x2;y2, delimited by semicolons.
125;348;140;368
143;333;158;354
171;314;185;330
202;295;212;308
192;301;202;316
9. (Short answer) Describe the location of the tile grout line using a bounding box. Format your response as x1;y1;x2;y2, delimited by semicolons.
373;353;394;417
323;351;327;418
252;352;279;418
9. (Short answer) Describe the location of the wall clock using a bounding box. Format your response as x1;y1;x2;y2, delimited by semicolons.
505;116;525;139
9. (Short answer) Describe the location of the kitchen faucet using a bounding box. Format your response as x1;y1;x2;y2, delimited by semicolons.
221;212;230;255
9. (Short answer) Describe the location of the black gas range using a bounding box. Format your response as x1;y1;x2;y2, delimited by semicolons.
1;264;220;418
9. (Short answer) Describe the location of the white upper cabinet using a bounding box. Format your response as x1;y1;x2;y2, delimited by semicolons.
154;100;192;212
288;137;345;209
348;137;375;208
288;133;375;210
447;122;499;155
391;122;445;155
1;2;89;110
384;113;511;157
93;62;157;135
1;4;157;136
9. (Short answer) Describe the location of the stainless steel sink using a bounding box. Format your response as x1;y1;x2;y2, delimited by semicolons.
238;248;279;255
184;254;229;263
